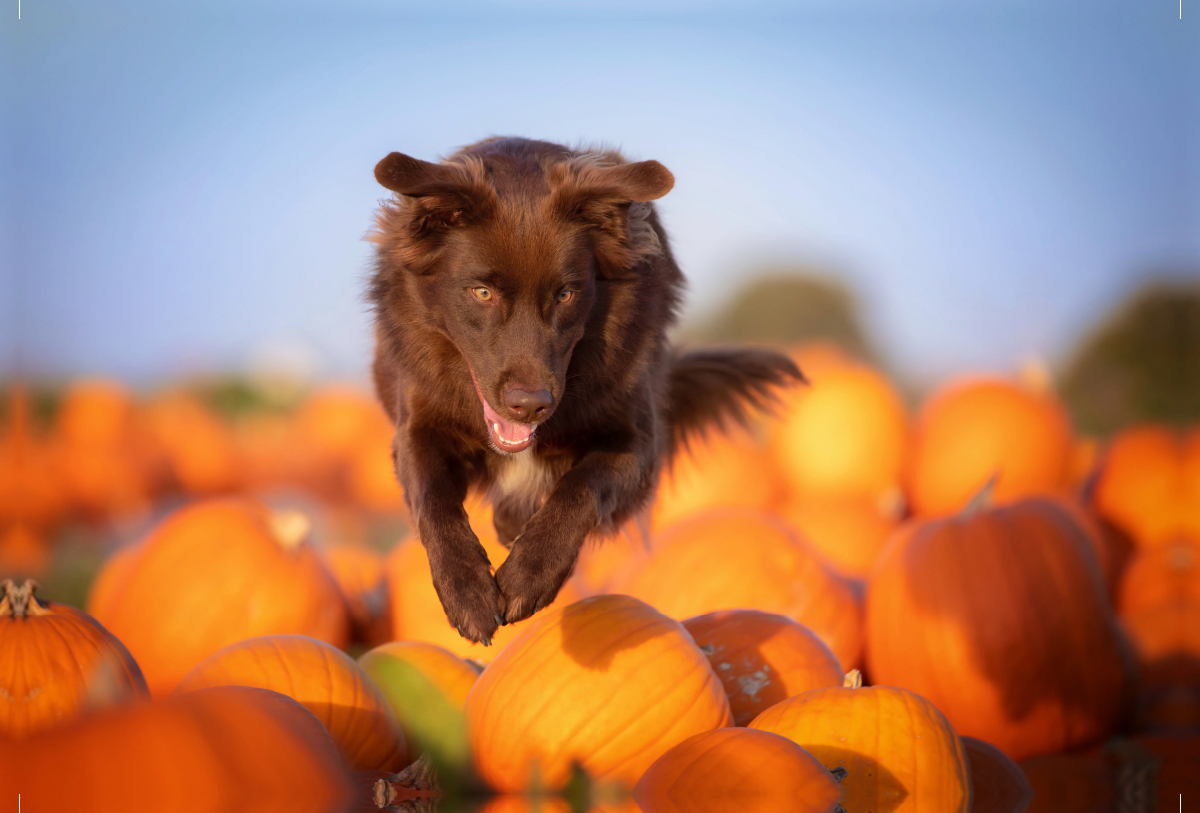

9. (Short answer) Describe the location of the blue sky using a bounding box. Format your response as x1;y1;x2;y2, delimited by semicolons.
3;1;1197;386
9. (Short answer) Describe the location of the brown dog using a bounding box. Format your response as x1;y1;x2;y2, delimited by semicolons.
368;137;802;644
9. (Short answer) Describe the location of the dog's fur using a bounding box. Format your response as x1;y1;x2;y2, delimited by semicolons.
368;137;802;644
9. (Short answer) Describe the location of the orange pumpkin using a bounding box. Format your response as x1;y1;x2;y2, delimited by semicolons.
633;727;843;813
176;634;407;772
865;497;1127;761
0;524;51;578
90;498;349;696
143;391;241;495
1019;753;1113;813
3;686;355;813
682;610;843;726
321;542;391;645
0;579;148;739
906;377;1073;516
292;385;395;500
652;429;784;530
85;543;143;621
0;387;67;531
1117;539;1200;615
1092;425;1189;548
777;493;899;579
749;673;972;813
465;595;732;791
961;737;1033;813
770;362;908;502
1120;601;1200;687
615;509;862;670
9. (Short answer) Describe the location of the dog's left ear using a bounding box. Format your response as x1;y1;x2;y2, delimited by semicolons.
584;160;675;202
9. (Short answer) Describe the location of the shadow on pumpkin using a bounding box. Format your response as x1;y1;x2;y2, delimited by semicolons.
802;745;908;813
558;597;674;671
291;701;409;772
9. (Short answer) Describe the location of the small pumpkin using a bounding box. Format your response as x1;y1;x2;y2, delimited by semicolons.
777;493;899;580
143;390;242;495
962;736;1033;813
321;542;391;646
176;634;407;772
465;595;732;791
682;610;843;726
0;579;148;739
1117;539;1200;615
615;509;862;670
749;671;972;813
633;727;843;813
1092;424;1195;548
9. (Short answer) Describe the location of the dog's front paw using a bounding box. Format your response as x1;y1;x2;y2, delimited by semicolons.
494;538;576;625
428;545;505;645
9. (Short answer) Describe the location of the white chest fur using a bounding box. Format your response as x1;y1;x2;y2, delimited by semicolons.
490;448;556;508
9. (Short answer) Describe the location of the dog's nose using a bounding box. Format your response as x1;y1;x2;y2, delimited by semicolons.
504;387;553;422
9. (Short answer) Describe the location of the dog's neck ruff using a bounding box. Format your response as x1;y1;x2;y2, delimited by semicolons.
468;367;536;453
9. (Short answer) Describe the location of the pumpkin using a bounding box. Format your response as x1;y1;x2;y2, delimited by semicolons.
0;579;148;739
143;391;241;495
85;543;143;621
769;362;908;502
1117;539;1200;615
749;671;972;813
615;509;862;670
865;497;1127;761
1019;753;1113;813
633;727;843;813
778;494;899;580
90;498;349;696
1092;424;1191;548
652;429;784;530
1120;601;1200;687
465;595;732;791
321;542;391;645
175;634;407;771
292;385;395;499
345;434;406;513
905;377;1073;516
0;387;67;531
2;686;354;813
358;640;480;769
682;610;843;726
961;737;1033;813
0;524;51;579
573;529;653;597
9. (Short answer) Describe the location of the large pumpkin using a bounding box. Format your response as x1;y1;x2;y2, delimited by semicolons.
0;579;148;739
614;509;862;670
176;634;407;771
90;498;349;696
2;686;354;813
769;362;908;502
633;727;843;813
865;497;1127;761
961;737;1033;813
465;595;732;791
778;494;899;579
749;673;972;813
682;610;843;726
905;377;1073;516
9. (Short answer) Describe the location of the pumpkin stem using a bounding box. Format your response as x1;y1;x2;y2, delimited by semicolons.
843;669;862;689
267;509;311;551
0;579;51;618
961;474;1000;517
372;777;397;808
830;766;849;783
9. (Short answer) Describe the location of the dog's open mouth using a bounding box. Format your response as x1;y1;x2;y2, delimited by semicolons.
468;369;536;453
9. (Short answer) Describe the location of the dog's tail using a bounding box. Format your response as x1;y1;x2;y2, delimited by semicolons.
665;346;806;456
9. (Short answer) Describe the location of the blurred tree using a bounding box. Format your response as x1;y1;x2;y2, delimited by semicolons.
1061;278;1200;436
684;272;878;363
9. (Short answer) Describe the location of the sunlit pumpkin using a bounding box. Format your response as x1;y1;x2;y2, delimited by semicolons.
633;727;843;813
85;543;143;621
777;493;900;579
749;672;972;813
3;686;355;813
0;525;51;579
0;579;148;739
465;595;732;791
906;377;1073;516
614;509;862;670
291;385;395;500
1092;424;1197;548
175;634;407;772
0;387;67;531
144;391;241;495
865;497;1127;761
652;429;784;530
1117;539;1200;615
90;498;349;696
961;736;1033;813
321;542;391;645
769;362;908;502
682;610;843;726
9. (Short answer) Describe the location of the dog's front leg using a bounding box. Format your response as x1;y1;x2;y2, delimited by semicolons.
494;449;645;623
397;425;504;645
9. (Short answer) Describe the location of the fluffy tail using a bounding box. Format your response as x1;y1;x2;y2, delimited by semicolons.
665;346;806;456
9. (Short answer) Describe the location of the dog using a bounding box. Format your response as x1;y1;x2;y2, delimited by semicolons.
368;137;802;645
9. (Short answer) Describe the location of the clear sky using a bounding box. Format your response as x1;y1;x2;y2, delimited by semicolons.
3;1;1197;387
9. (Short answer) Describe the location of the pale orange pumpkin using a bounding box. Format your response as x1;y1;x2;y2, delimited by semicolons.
0;579;149;739
777;493;899;579
682;610;843;726
865;497;1127;761
1092;424;1196;548
906;377;1073;516
1117;539;1200;615
4;686;355;813
614;509;863;670
0;524;51;579
633;727;843;813
749;672;972;812
321;542;391;645
90;498;349;696
176;634;407;772
143;391;241;495
769;362;908;502
962;736;1033;813
85;543;143;621
465;595;732;791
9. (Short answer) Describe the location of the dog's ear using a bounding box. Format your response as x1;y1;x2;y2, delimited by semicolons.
374;152;496;238
583;160;675;202
375;152;454;196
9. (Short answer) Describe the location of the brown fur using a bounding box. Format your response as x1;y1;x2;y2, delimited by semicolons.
368;137;802;644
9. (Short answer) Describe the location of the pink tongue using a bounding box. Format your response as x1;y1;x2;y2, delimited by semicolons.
469;367;535;449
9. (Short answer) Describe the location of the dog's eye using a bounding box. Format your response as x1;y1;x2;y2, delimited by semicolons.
471;287;493;302
557;290;574;304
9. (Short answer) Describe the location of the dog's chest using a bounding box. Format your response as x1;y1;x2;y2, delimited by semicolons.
489;449;557;506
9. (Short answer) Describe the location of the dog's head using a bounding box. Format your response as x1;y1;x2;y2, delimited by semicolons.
372;142;674;453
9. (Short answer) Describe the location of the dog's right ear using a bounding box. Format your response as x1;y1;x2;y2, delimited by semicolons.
375;152;496;239
375;152;452;196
